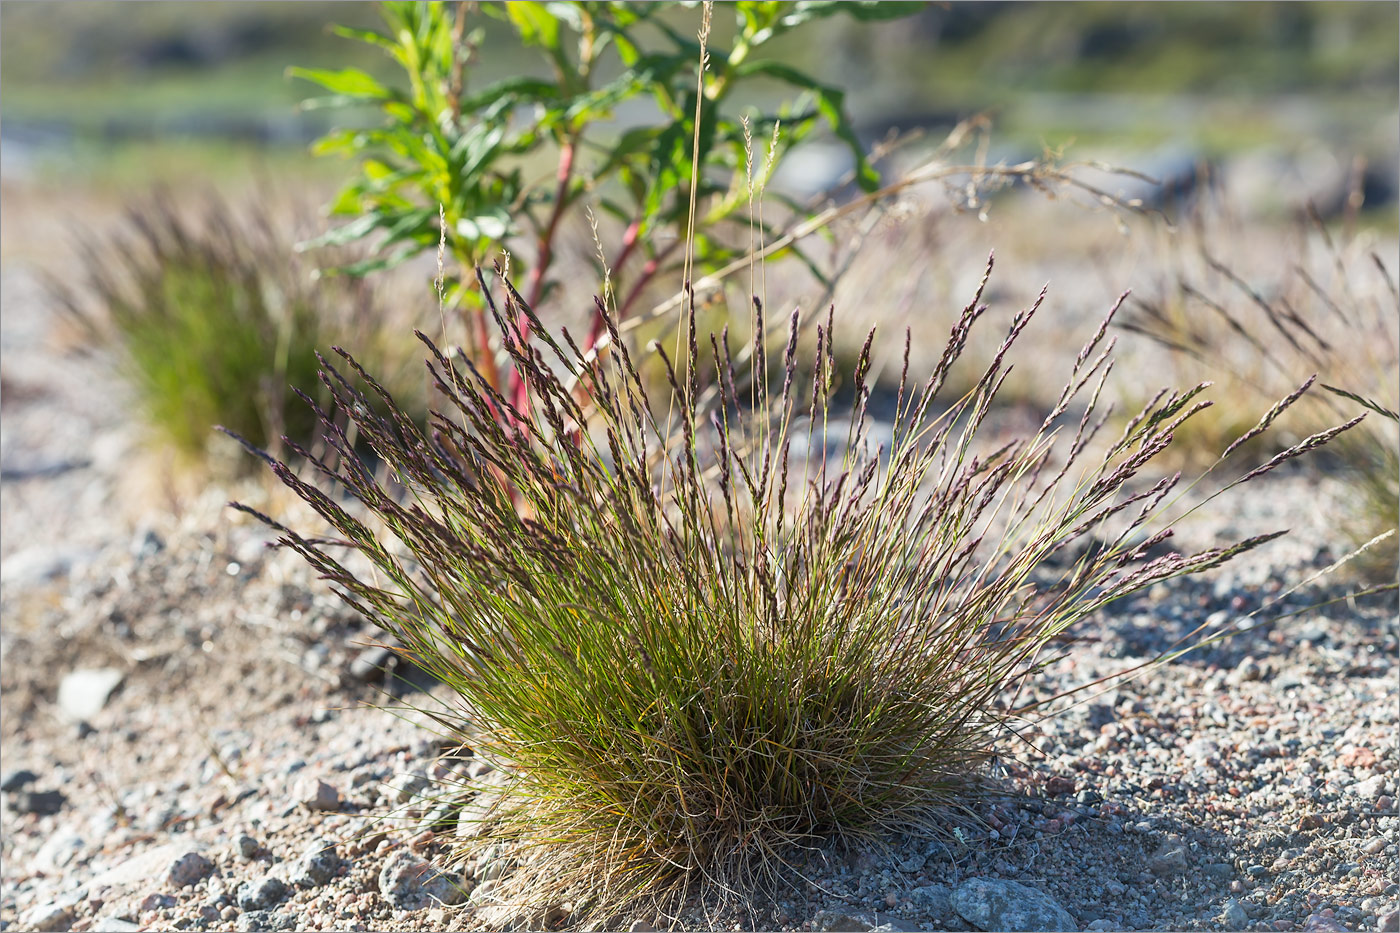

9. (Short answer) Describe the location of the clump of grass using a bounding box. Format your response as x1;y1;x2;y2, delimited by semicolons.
52;189;423;469
1122;203;1399;578
229;258;1349;926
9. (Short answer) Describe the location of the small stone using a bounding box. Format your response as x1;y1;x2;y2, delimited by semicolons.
298;778;342;812
12;789;65;815
951;878;1075;932
140;892;176;911
349;646;396;682
236;911;296;932
1379;908;1399;932
292;839;343;887
1364;837;1387;855
1302;915;1349;932
628;921;658;933
57;668;125;721
1205;862;1234;879
1045;775;1076;796
813;908;885;931
221;905;238;921
378;849;468;910
1076;789;1103;805
1296;814;1325;831
1148;835;1189;876
909;885;956;924
19;903;74;932
896;851;926;873
388;771;432;804
93;917;142;932
0;769;38;792
1353;774;1387;799
168;850;215;887
1222;899;1248;930
1376;795;1394;812
236;833;260;860
1228;657;1263;684
237;875;288;911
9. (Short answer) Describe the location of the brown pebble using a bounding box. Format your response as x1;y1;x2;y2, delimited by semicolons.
1296;814;1325;831
885;890;897;908
1376;795;1394;812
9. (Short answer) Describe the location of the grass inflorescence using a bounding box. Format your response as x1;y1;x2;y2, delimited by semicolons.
229;255;1350;926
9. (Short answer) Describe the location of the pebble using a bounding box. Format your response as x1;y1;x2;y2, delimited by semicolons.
1148;835;1189;876
1222;899;1249;929
18;903;74;932
291;838;343;887
896;852;926;873
0;769;38;792
388;771;432;804
1376;795;1394;812
168;850;215;887
950;878;1075;932
237;875;288;911
1379;909;1399;932
1302;914;1349;932
1363;837;1387;855
11;789;65;815
377;849;468;910
56;667;125;722
139;892;175;911
235;833;260;860
297;778;342;812
1352;774;1387;799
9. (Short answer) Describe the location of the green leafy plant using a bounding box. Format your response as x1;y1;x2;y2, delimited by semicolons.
293;1;918;404
52;191;424;468
227;256;1349;924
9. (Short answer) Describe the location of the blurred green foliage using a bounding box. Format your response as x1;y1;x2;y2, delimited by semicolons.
294;2;913;299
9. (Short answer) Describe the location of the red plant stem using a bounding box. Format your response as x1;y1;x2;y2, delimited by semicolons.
511;134;578;413
615;241;680;325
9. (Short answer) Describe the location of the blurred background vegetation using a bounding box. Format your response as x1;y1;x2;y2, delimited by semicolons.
2;1;1396;198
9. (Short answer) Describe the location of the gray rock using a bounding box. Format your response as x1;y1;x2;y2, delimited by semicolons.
909;885;957;924
378;849;468;910
1221;899;1248;930
291;838;343;887
18;903;74;932
235;910;297;932
1148;834;1189;875
169;850;215;887
951;878;1076;932
57;668;124;722
12;788;65;815
236;833;260;860
92;917;142;932
0;769;38;792
349;645;396;682
896;851;927;873
813;907;921;932
237;875;288;911
297;778;342;812
0;546;88;587
388;771;432;805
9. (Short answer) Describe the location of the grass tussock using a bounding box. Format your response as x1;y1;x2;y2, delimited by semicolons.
51;190;425;469
1122;204;1399;578
231;257;1350;926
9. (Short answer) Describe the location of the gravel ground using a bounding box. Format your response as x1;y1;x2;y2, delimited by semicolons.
2;256;1396;933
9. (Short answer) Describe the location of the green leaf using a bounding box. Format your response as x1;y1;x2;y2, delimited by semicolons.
287;66;395;100
734;60;880;192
